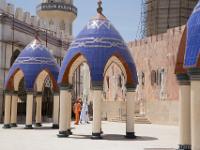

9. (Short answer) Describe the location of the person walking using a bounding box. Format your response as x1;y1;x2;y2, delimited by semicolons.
80;98;89;124
73;98;82;125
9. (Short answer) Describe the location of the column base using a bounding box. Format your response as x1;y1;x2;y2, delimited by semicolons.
10;123;17;127
177;144;191;150
24;125;33;129
35;123;42;127
3;124;11;129
57;131;69;138
125;132;136;139
52;124;59;129
67;129;73;135
91;133;102;139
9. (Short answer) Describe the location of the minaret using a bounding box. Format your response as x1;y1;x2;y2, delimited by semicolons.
37;0;77;38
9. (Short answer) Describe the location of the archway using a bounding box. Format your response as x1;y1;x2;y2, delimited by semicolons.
103;61;126;122
17;77;27;124
34;70;59;127
71;62;91;122
42;76;53;121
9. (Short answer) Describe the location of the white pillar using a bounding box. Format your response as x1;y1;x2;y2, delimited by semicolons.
91;90;102;139
58;88;72;137
126;88;136;139
177;74;191;150
25;92;33;129
190;79;200;150
35;95;42;127
10;93;18;127
53;93;59;129
3;93;12;128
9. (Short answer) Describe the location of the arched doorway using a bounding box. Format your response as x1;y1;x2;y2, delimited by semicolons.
103;61;126;121
17;77;27;123
42;76;53;122
71;62;91;120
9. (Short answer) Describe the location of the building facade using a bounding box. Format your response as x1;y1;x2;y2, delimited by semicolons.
142;0;197;37
128;26;185;125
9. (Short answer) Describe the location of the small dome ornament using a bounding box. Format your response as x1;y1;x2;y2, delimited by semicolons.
97;0;103;14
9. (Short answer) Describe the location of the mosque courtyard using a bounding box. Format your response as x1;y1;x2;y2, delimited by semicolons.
0;121;177;150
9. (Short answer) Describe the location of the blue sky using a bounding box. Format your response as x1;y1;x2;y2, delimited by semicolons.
7;0;141;42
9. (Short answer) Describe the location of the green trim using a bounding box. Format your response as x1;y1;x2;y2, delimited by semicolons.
60;84;73;91
176;74;190;85
188;68;200;81
91;81;103;90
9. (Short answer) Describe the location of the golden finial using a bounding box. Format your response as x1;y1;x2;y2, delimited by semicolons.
97;0;103;14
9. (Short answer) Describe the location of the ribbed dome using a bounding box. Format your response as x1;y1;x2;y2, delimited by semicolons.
184;1;200;68
58;14;138;88
5;39;59;91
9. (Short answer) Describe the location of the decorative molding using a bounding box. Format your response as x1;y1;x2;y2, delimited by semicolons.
87;19;111;30
126;84;137;92
60;84;73;91
176;74;190;85
70;37;126;50
188;68;200;81
15;57;57;66
91;81;103;91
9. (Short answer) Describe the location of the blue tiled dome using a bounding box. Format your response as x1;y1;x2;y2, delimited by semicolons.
58;14;138;88
5;39;59;91
184;1;200;68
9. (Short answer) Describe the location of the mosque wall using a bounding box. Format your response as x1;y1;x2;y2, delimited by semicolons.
128;26;185;125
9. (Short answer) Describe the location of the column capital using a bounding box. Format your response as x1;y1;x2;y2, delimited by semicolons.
176;74;190;85
54;92;60;96
60;84;73;91
35;91;43;96
26;90;34;95
188;68;200;81
12;91;18;96
91;81;103;91
4;90;13;96
126;84;137;92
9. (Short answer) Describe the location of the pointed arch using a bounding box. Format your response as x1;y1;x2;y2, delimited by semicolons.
104;53;137;87
60;53;90;86
34;69;59;93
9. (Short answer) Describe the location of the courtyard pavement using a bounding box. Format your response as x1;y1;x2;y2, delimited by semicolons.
0;121;178;150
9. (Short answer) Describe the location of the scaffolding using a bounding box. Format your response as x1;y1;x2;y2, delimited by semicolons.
139;0;198;38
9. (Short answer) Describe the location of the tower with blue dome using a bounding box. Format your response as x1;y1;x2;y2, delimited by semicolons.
175;1;200;150
3;37;60;129
57;1;138;139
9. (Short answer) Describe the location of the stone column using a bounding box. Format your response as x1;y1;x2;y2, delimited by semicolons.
58;86;72;137
10;92;18;127
52;93;59;129
188;69;200;150
91;89;102;139
177;74;191;150
3;92;12;128
25;92;34;129
35;94;42;127
125;87;136;139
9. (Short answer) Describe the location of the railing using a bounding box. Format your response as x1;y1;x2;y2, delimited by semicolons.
36;3;77;16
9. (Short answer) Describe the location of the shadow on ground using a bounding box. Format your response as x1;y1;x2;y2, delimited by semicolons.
69;134;158;141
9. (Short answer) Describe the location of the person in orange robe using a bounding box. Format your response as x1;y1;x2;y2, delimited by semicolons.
73;98;82;125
